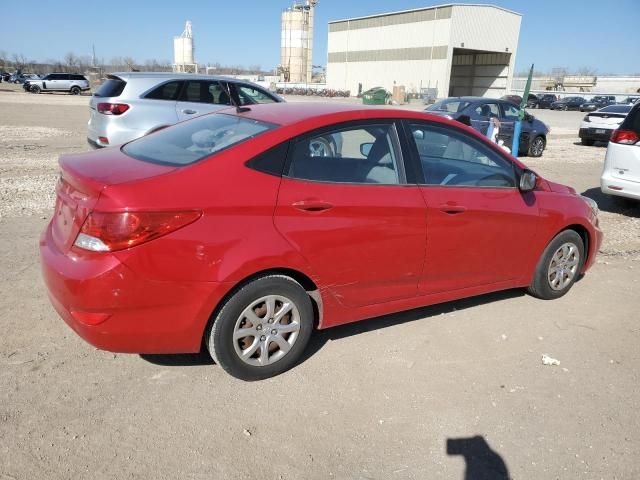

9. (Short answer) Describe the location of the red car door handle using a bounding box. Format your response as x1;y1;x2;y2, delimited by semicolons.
439;205;467;214
292;200;334;212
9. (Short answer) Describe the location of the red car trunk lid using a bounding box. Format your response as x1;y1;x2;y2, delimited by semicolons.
52;149;177;252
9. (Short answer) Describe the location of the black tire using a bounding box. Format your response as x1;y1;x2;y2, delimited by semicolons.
206;275;314;381
30;85;41;94
528;230;584;300
528;136;546;157
563;105;569;111
581;138;595;146
70;86;80;95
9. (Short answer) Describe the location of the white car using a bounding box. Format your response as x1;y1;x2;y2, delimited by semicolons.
601;102;640;202
88;73;283;148
580;104;633;146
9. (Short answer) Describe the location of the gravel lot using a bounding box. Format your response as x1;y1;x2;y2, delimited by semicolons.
1;85;639;479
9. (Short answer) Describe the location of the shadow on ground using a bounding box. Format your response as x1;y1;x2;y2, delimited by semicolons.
447;435;510;480
141;288;524;368
581;187;639;217
573;141;607;148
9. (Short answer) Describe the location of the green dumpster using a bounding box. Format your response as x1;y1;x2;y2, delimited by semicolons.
362;87;388;105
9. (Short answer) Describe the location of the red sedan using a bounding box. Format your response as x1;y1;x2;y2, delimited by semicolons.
40;103;603;380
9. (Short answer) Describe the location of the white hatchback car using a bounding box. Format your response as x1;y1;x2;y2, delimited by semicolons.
601;102;640;202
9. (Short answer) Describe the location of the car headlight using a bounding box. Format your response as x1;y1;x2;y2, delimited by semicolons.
580;195;599;216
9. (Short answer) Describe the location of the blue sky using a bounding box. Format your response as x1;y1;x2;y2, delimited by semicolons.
2;0;639;74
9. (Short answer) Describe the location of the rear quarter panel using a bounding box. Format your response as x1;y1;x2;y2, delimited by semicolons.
99;131;319;286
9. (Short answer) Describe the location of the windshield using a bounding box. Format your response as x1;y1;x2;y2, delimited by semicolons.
427;99;471;113
122;113;277;166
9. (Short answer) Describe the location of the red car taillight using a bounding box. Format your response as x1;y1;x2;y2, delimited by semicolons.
610;129;639;145
74;211;202;252
97;102;130;115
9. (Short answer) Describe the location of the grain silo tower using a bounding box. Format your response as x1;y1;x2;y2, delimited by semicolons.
173;21;198;73
280;1;317;84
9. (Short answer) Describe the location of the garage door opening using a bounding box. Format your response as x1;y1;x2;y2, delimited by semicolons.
449;48;511;98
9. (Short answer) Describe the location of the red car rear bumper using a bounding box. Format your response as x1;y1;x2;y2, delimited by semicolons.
39;224;230;354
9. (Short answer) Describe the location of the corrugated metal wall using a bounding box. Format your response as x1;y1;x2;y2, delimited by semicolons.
326;5;521;98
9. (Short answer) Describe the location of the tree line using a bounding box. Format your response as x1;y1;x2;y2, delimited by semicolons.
0;50;269;75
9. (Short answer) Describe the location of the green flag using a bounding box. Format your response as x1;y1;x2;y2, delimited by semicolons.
519;64;534;119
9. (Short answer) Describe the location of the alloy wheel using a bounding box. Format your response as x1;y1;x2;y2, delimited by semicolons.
232;295;301;366
547;242;580;291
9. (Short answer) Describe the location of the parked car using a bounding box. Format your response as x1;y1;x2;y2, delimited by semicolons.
579;104;633;145
620;96;640;105
579;96;617;112
501;94;537;107
0;71;11;82
426;97;549;156
601;101;640;203
40;103;602;380
530;94;559;109
24;73;90;95
87;72;284;148
550;97;586;111
9;73;39;84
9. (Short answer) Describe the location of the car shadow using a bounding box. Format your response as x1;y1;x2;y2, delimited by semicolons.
573;141;608;147
140;288;525;369
447;435;510;480
140;350;214;367
581;187;639;217
298;288;524;365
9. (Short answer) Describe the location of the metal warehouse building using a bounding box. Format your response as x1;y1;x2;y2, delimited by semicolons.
326;3;521;99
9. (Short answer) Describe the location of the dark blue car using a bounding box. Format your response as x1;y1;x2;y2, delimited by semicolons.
426;97;549;157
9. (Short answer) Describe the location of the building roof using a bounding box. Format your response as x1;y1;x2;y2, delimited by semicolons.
328;3;521;24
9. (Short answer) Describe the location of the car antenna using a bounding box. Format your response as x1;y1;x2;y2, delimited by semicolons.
222;82;251;113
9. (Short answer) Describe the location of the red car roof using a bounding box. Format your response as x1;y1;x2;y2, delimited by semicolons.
220;102;432;127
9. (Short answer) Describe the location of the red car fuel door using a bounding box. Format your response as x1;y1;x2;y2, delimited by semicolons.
274;121;427;308
405;121;540;294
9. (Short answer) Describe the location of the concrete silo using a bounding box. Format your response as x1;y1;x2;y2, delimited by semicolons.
173;21;198;73
281;1;317;84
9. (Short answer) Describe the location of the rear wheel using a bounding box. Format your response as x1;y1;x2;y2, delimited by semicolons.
563;105;569;111
528;230;584;300
581;138;595;146
528;136;545;157
70;86;80;95
206;275;314;381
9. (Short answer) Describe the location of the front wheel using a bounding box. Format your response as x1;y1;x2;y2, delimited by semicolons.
563;105;569;111
206;275;314;380
70;86;80;95
528;230;584;300
30;85;41;94
528;136;545;157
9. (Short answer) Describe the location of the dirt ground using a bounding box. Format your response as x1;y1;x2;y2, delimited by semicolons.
1;85;639;479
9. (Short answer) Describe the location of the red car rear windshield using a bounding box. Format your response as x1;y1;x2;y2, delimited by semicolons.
122;113;277;166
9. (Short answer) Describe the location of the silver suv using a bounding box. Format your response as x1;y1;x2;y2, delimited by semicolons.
24;73;90;95
87;72;283;148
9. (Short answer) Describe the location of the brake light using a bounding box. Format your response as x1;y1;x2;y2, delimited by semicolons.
97;102;130;115
610;129;639;145
74;211;202;252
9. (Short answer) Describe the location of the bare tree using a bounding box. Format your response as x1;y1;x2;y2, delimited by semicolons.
12;53;28;70
123;56;137;71
64;52;78;72
576;66;597;76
